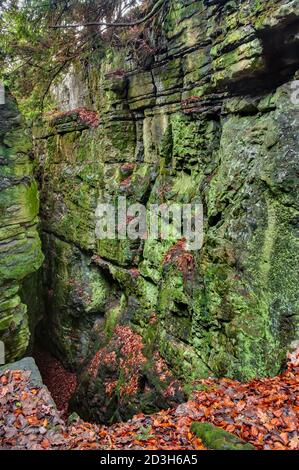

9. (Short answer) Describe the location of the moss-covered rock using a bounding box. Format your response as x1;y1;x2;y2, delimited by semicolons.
0;92;44;363
71;324;185;423
191;422;255;450
39;233;118;369
35;0;299;423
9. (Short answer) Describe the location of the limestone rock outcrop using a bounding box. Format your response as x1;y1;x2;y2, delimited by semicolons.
0;90;43;363
30;0;299;421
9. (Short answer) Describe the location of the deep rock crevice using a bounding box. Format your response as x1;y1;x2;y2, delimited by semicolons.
1;0;298;425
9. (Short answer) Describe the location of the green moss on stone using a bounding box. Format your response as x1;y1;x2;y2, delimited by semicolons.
191;422;255;450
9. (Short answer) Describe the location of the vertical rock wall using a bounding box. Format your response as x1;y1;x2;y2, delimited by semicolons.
34;0;299;421
0;90;44;362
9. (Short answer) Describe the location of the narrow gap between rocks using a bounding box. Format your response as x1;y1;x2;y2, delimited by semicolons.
33;344;77;419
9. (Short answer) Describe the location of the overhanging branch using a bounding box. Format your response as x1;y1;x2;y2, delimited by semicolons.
51;0;165;30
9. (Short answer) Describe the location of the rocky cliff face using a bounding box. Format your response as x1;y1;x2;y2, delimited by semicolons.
0;91;44;363
2;0;298;423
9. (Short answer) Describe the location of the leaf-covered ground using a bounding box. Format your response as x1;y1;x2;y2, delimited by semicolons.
34;347;77;418
0;349;298;450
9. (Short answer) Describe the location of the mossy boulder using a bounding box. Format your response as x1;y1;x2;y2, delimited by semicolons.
39;233;118;369
191;422;255;450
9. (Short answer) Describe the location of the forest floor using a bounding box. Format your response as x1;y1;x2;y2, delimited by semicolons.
0;349;298;451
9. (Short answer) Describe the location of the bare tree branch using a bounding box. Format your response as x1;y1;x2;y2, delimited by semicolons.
51;0;165;29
